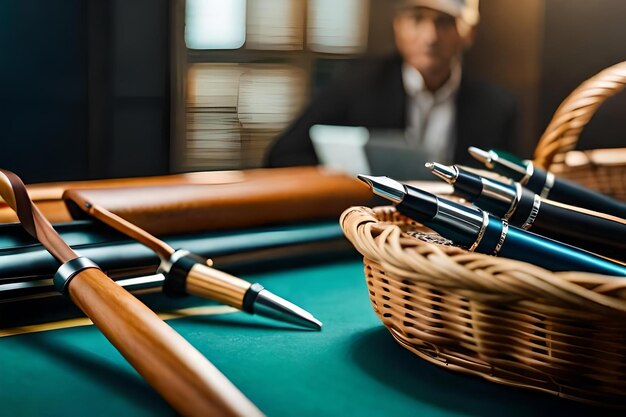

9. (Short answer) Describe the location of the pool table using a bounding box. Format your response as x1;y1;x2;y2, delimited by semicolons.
0;218;622;417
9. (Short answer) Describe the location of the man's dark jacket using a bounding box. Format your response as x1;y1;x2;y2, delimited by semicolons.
265;55;518;167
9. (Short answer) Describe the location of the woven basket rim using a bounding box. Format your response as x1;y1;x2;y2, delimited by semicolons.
340;205;626;316
534;61;626;169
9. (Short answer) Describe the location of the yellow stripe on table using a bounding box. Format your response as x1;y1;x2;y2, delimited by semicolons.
0;305;237;337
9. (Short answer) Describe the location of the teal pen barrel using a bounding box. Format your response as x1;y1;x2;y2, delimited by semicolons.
475;217;626;276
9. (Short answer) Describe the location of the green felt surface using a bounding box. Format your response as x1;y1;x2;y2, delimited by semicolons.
0;260;621;416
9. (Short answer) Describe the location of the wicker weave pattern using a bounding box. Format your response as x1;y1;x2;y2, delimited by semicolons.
533;62;626;200
340;205;626;407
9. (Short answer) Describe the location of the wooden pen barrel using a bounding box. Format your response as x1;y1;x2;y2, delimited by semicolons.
185;263;250;309
68;267;263;417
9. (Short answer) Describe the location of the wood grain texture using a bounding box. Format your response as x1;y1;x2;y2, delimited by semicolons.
68;268;263;417
186;263;250;309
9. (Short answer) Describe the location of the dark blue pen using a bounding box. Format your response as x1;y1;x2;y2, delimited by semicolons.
468;147;626;218
358;175;626;276
426;162;626;261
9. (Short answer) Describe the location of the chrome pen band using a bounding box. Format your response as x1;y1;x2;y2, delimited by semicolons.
540;171;555;198
480;177;519;214
469;211;490;252
521;195;541;230
493;221;509;255
503;182;523;220
53;257;101;294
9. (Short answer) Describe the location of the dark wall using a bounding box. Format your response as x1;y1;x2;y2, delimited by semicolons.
465;0;543;158
461;0;626;155
0;0;89;183
0;0;170;183
1;1;624;183
105;0;171;178
541;0;626;150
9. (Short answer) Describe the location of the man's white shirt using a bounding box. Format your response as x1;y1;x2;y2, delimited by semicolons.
402;62;461;163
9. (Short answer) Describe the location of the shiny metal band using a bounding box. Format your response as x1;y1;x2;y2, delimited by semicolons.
503;182;523;220
493;221;509;255
481;178;518;213
469;211;490;252
53;257;101;295
521;195;541;230
519;161;534;185
157;249;191;274
540;171;555;198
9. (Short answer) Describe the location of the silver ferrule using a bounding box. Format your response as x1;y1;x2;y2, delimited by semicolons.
480;177;518;208
434;199;485;238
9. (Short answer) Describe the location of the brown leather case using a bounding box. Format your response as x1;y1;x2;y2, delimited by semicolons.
62;167;371;235
0;170;247;224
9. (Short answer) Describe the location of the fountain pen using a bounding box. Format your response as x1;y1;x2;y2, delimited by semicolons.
468;147;626;218
426;162;626;261
358;175;626;276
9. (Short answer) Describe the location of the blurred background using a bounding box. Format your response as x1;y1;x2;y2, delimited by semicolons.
0;0;624;183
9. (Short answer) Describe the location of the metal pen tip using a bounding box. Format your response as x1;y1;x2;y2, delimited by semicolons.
253;289;322;330
468;147;495;168
425;162;459;184
357;174;405;204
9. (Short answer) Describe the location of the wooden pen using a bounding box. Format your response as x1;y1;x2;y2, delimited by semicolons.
0;168;263;417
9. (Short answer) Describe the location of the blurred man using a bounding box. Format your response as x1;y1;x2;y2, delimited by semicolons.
265;0;517;167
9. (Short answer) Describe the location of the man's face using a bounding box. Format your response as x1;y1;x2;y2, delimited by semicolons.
393;7;464;76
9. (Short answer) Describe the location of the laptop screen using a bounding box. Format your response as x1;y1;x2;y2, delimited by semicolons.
309;124;371;176
310;124;434;180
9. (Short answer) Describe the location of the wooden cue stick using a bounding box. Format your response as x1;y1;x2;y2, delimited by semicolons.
0;169;263;417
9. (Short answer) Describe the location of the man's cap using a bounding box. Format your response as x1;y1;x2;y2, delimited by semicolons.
395;0;480;26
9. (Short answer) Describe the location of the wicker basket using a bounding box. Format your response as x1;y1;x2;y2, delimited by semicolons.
340;63;626;408
340;206;626;408
534;61;626;201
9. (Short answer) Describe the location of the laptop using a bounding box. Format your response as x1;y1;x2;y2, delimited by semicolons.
309;124;433;180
